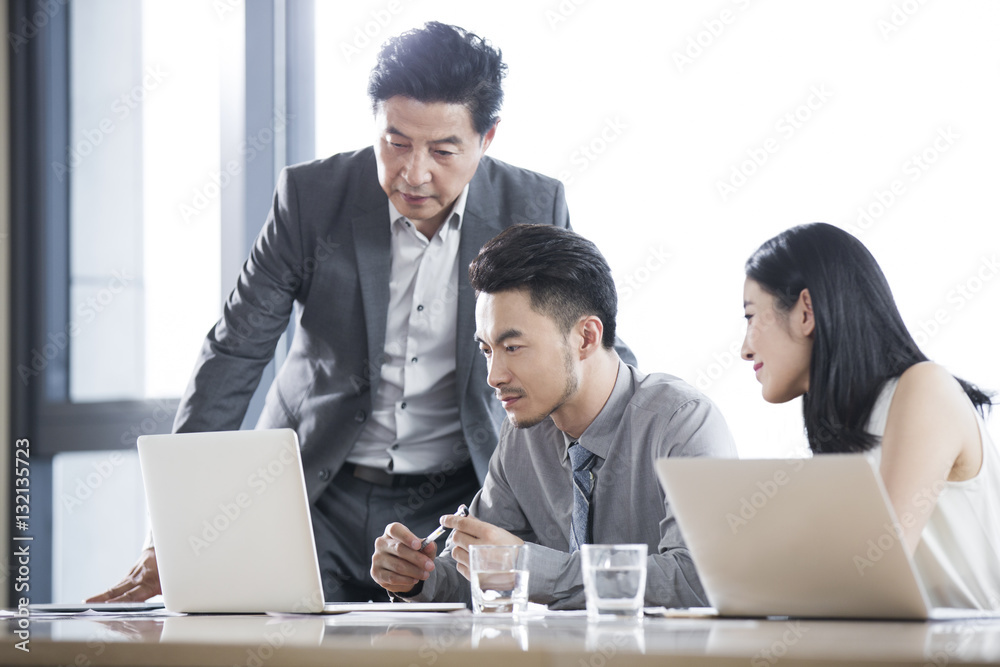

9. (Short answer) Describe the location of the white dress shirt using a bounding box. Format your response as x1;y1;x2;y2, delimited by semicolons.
347;186;470;474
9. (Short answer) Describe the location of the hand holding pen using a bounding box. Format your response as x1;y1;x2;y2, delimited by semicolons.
373;503;471;594
420;504;469;549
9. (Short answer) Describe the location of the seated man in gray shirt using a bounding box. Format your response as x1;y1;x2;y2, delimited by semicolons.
370;224;737;608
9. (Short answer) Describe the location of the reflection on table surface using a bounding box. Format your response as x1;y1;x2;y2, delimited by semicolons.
5;611;1000;666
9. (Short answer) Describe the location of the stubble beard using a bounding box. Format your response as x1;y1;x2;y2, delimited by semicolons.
509;345;579;430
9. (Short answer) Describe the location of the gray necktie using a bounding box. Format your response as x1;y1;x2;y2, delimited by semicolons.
568;441;598;552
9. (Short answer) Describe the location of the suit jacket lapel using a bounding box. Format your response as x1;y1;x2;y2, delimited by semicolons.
457;164;503;400
352;155;392;398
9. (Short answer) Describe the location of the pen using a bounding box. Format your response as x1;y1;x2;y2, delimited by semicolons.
419;504;469;549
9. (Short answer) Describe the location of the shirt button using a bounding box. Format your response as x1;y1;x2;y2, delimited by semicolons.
417;305;424;311
391;444;400;451
401;402;407;409
411;357;418;363
318;469;331;481
354;410;367;423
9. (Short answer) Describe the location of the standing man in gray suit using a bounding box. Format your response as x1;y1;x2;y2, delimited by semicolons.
90;21;633;603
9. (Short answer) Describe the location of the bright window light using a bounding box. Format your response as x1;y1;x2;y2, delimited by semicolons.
315;1;1000;457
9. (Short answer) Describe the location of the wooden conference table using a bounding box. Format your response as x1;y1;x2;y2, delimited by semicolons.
5;608;1000;666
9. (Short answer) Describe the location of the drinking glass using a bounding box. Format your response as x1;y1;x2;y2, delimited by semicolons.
469;544;529;615
580;544;647;621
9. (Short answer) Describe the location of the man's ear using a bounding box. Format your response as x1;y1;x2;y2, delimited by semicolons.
798;288;815;337
480;119;499;153
577;316;605;358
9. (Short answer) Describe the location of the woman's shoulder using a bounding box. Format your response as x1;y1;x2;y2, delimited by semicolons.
885;363;984;483
869;363;951;424
895;362;965;401
890;361;977;431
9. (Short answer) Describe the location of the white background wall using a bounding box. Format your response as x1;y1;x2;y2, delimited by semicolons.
316;0;1000;457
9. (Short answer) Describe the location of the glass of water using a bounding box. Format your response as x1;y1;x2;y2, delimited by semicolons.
469;544;529;615
580;544;647;621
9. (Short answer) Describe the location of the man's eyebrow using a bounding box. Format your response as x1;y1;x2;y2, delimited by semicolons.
430;136;463;146
384;126;463;146
473;329;523;345
385;125;409;140
743;300;753;308
496;329;523;344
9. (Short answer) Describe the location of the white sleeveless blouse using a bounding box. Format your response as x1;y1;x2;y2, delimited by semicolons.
867;377;1000;609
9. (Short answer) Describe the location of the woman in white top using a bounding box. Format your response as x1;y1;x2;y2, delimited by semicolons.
741;223;999;609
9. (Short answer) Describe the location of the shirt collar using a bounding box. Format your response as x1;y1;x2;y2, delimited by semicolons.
560;359;629;462
387;184;469;238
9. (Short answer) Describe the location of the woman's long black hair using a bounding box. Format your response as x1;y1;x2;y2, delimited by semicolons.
746;223;992;453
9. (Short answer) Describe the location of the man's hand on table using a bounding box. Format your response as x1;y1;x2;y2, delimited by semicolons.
85;547;161;603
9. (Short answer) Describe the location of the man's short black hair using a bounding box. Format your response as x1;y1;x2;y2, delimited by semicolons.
469;225;618;349
367;21;507;136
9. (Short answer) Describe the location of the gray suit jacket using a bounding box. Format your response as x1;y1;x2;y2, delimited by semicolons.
173;146;633;503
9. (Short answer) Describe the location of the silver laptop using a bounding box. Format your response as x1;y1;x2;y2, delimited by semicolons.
655;455;998;620
138;429;326;613
138;429;463;614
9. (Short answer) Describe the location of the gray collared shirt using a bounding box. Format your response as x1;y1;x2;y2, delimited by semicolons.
413;359;738;609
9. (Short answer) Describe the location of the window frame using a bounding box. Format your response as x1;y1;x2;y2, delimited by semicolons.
8;0;315;603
